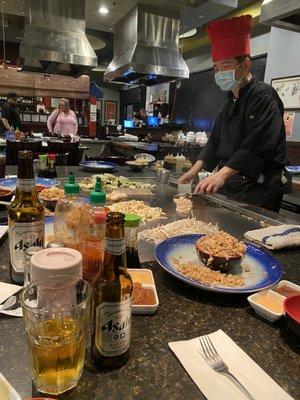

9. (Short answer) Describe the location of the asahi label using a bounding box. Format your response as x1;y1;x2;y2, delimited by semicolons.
105;237;126;256
17;178;35;192
9;220;44;273
95;298;131;357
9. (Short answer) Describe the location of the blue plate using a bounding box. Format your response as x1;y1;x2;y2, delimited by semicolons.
155;234;283;294
79;161;117;172
0;177;56;191
286;165;300;175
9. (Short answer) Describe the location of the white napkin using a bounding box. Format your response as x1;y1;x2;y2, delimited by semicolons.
169;330;294;400
0;282;22;304
244;224;300;250
0;226;8;241
0;373;21;400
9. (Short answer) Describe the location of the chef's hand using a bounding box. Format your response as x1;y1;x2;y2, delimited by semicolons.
194;166;237;194
178;160;204;184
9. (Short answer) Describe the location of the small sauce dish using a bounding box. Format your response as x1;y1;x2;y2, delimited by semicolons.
247;290;285;322
271;280;300;298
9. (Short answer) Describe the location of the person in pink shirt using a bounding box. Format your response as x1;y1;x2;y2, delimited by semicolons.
47;98;78;141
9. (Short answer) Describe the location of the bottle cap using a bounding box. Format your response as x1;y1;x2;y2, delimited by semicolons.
124;213;141;228
30;247;83;284
90;177;106;205
39;154;47;161
64;171;79;196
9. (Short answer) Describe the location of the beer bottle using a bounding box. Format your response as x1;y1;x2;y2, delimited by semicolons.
91;212;133;369
8;150;45;284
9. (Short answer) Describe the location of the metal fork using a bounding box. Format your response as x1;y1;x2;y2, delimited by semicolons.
199;335;255;400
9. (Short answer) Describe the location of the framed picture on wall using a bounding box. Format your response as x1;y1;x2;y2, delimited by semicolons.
271;75;300;109
105;100;117;123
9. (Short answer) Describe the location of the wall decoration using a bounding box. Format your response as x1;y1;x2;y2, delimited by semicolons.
105;100;117;123
283;111;295;138
271;75;300;109
51;98;60;108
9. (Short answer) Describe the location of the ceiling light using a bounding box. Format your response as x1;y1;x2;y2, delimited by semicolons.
179;28;197;39
99;6;109;15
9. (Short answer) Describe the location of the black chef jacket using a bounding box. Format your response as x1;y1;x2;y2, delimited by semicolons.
1;102;22;131
198;78;290;211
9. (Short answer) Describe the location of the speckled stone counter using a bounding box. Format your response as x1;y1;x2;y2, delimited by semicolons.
0;168;299;399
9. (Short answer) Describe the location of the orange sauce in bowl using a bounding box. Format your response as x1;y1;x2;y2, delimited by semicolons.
254;292;284;314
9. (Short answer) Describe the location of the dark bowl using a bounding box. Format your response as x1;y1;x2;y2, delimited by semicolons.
126;161;147;172
284;295;300;337
196;246;243;272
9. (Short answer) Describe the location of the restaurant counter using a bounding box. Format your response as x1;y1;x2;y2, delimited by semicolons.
0;166;299;399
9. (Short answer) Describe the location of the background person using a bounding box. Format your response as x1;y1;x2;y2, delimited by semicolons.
1;92;22;133
47;98;78;141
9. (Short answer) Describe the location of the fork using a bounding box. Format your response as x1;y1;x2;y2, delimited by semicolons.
199;335;255;400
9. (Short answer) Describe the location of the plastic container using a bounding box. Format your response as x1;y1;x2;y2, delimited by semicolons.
125;214;141;268
54;172;82;248
30;247;82;283
77;177;108;282
30;247;83;310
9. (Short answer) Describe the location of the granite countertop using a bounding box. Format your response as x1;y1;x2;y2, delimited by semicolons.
0;169;299;399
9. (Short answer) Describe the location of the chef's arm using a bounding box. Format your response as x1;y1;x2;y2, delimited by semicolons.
178;160;204;183
179;117;220;184
194;165;237;194
1;118;11;131
225;92;283;179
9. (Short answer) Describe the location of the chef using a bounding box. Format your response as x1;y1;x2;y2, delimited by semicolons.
1;92;22;133
179;15;291;212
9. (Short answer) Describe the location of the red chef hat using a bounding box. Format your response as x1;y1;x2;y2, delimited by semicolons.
207;15;252;62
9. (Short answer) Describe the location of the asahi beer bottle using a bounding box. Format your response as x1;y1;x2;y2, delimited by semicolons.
91;212;133;369
8;150;45;284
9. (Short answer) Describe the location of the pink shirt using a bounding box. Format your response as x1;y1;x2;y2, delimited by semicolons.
47;110;78;135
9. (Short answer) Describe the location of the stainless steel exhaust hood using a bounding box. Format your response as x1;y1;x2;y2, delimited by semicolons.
104;4;189;86
19;0;98;77
260;0;300;33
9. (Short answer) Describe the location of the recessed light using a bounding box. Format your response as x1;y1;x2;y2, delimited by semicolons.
99;6;109;15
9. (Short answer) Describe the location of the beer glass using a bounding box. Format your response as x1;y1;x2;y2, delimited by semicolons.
21;276;91;395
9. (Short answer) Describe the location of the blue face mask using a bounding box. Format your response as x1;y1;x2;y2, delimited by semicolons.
214;64;243;92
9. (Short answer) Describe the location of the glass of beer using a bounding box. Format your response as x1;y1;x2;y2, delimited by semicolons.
20;276;91;395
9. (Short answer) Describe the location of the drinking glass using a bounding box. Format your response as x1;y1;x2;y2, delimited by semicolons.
20;276;91;395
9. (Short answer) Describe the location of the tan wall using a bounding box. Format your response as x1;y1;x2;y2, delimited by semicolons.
0;68;90;98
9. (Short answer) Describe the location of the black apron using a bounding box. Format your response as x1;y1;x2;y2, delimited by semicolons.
218;168;292;212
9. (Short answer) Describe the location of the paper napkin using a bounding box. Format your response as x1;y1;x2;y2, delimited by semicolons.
169;330;294;400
